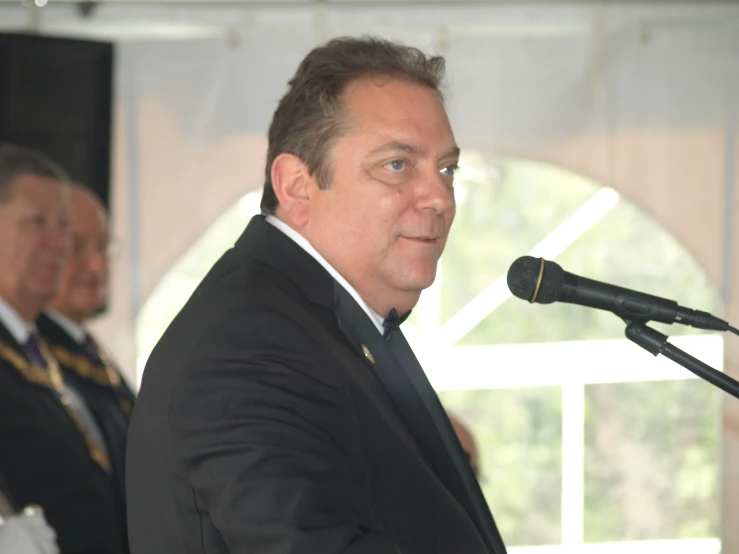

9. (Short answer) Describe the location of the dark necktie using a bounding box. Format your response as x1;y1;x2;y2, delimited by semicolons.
83;333;104;365
382;308;411;341
24;331;48;367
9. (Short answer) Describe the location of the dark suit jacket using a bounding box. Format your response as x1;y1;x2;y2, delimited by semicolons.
0;320;127;554
126;215;508;554
37;312;135;552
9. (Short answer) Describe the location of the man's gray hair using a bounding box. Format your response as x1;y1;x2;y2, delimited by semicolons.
0;143;68;202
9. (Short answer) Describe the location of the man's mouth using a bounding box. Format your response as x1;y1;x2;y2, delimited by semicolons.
403;235;440;243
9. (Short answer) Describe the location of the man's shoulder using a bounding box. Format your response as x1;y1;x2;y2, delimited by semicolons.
200;304;327;352
165;305;353;434
160;299;329;377
184;241;299;315
142;280;326;383
138;239;341;413
164;244;335;359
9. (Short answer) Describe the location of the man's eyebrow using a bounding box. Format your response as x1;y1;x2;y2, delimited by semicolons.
368;141;424;157
368;141;461;162
440;146;461;161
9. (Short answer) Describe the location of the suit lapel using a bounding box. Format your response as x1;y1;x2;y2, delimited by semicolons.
333;285;507;554
334;286;447;472
386;329;507;553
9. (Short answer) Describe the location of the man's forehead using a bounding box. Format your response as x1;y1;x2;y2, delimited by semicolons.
367;140;460;161
69;186;107;218
14;170;63;187
343;76;445;115
341;78;453;137
5;174;64;203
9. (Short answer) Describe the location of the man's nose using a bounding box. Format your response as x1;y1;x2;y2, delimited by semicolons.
416;170;455;215
46;222;69;252
85;249;108;274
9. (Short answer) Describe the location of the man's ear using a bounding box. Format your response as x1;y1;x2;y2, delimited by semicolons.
270;153;314;227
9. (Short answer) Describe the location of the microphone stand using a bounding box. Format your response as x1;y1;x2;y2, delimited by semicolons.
625;321;739;400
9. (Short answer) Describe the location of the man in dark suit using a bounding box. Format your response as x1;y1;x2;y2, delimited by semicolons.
0;143;127;554
37;184;135;550
126;36;508;554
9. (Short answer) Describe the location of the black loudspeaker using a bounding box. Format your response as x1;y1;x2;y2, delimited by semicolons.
0;32;114;210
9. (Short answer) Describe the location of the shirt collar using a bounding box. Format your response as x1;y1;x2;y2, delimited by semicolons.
265;215;385;335
0;296;35;345
45;310;87;345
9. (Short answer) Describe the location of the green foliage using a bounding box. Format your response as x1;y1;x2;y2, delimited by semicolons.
584;380;720;542
440;387;563;546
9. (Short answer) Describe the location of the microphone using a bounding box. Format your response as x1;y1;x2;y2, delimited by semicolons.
506;255;729;331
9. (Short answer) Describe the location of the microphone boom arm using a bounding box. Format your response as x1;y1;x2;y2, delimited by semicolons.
625;321;739;400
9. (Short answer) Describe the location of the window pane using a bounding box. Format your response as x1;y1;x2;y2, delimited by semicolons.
439;387;562;546
584;379;720;542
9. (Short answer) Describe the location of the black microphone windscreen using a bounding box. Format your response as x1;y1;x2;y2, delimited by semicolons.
506;256;565;304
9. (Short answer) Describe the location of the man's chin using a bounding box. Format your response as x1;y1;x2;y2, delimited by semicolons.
397;274;438;295
72;296;105;313
416;266;440;289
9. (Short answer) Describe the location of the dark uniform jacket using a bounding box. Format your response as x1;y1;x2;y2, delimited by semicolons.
0;315;127;554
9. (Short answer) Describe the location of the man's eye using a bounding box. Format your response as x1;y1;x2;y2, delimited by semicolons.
384;159;407;172
440;164;459;177
24;214;46;228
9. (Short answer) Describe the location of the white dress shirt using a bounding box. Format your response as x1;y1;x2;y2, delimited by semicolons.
44;311;86;345
0;297;33;346
266;215;386;335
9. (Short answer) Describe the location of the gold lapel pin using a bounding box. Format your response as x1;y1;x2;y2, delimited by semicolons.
361;344;375;364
